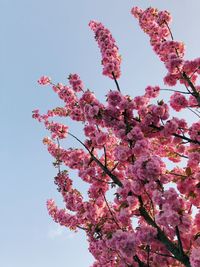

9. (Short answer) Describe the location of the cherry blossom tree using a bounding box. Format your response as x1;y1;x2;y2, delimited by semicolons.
33;6;200;267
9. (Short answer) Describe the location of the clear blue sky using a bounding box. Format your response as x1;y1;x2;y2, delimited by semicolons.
1;1;200;266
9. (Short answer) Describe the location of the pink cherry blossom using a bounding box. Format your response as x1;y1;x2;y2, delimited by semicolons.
37;75;51;85
89;21;121;79
68;73;84;92
190;247;200;267
170;92;188;111
34;5;200;267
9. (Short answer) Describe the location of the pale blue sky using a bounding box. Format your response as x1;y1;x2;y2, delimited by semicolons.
1;1;200;267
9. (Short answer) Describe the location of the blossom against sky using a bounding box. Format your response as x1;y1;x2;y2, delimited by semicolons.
1;1;200;266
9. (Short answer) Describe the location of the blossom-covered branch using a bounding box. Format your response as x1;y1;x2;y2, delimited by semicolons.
34;6;200;267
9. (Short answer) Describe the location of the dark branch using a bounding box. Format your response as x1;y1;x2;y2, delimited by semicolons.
187;107;200;118
112;72;121;92
151;124;200;145
182;72;200;106
133;255;148;267
160;88;190;94
175;226;184;256
68;132;123;187
149;249;175;259
138;196;191;267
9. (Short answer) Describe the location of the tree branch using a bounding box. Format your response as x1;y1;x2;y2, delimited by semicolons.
133;255;148;267
68;132;123;187
149;249;175;259
175;226;184;256
133;117;200;145
138;196;191;267
182;72;200;106
151;124;200;145
100;190;122;229
112;72;121;92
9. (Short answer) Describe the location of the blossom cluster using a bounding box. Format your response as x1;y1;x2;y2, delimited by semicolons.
131;6;200;110
89;20;121;79
34;6;200;267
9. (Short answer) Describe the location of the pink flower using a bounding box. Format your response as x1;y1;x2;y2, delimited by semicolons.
127;126;144;141
107;230;136;261
89;20;121;79
165;53;183;74
163;119;178;136
188;152;200;169
68;73;84;92
32;109;42;122
84;124;96;137
114;146;132;162
170;92;188;111
164;73;178;86
95;132;108;146
189;122;200;142
131;6;143;18
58;86;78;108
145;86;160;98
131;155;165;181
107;90;123;107
48;122;69;139
190;247;200;267
133;96;149;110
84;104;100;119
46;199;79;229
157;10;172;25
132;139;149;157
38;75;51;85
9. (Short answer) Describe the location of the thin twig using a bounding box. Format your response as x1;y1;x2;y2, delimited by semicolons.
110;162;119;172
182;72;200;106
56;138;61;174
167;172;187;178
103;145;108;167
112;72;121;92
189;67;200;80
100;190;122;230
147;245;150;267
187;107;200;118
149;249;175;259
92;176;112;184
77;225;87;231
164;21;174;41
160;88;189;94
